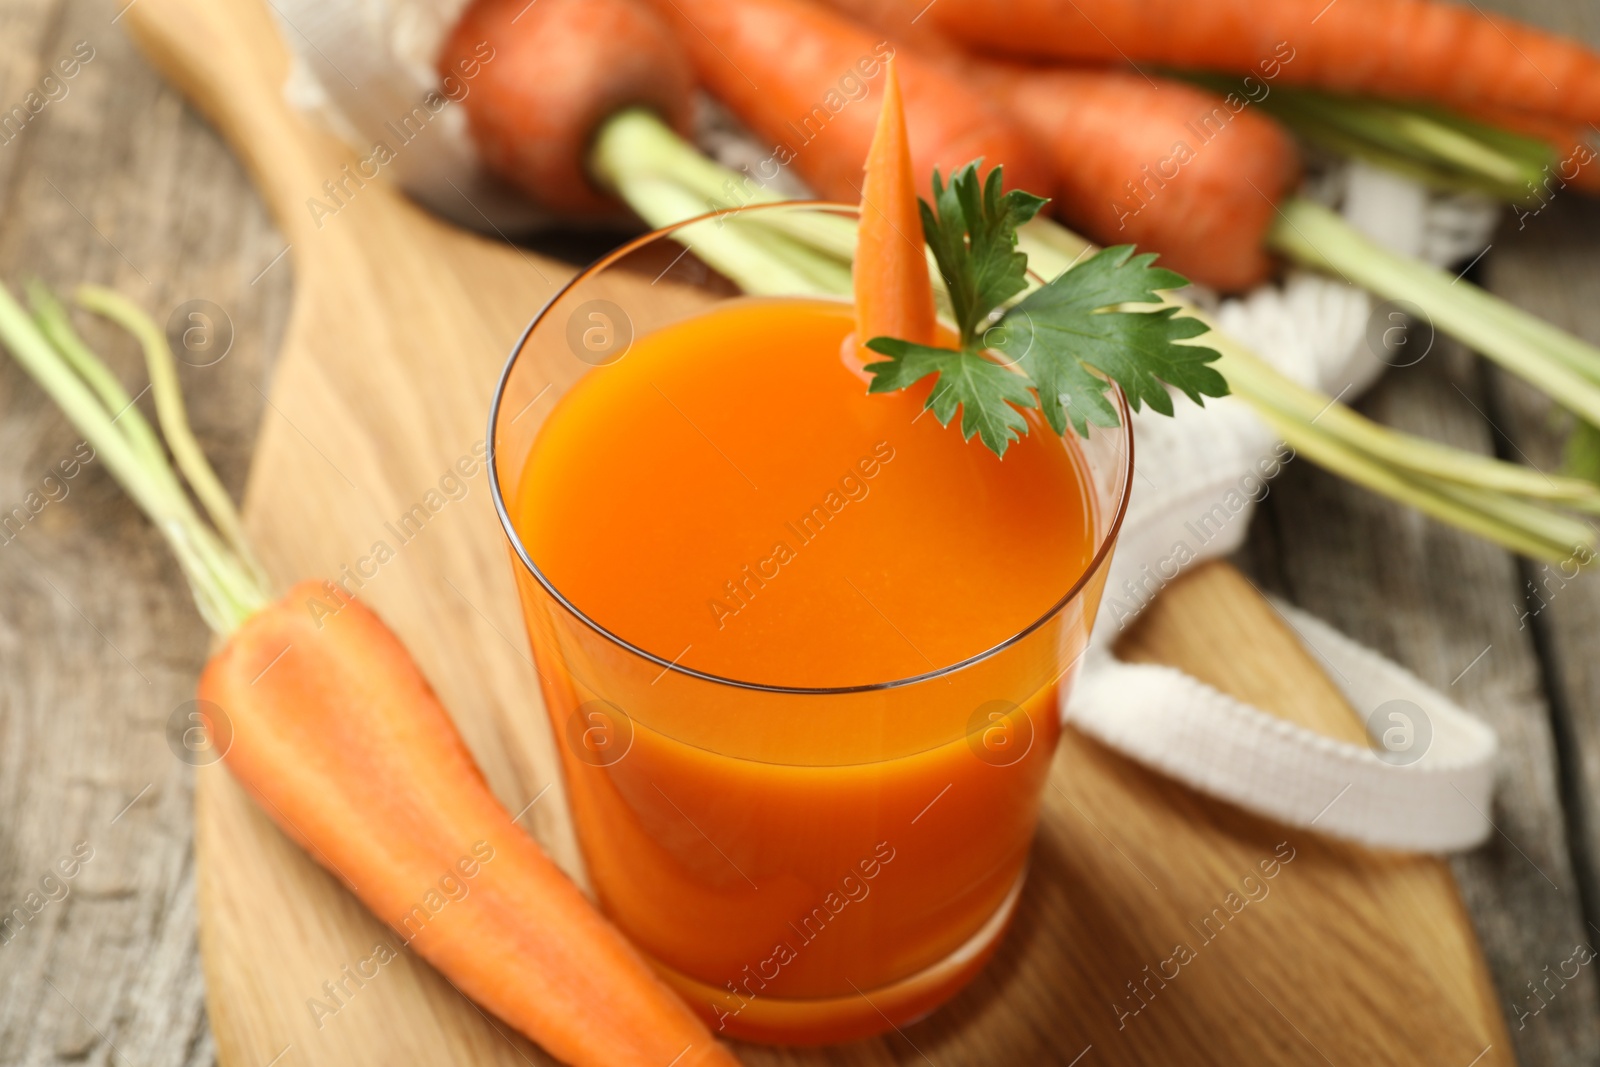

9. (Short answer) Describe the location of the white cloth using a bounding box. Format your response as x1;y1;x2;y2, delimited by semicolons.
276;0;545;230
271;0;1503;852
1070;604;1499;852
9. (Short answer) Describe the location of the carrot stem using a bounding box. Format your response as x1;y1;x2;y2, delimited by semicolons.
1270;197;1600;425
0;281;267;632
1246;402;1585;560
1213;341;1600;508
591;110;847;296
26;280;172;473
74;284;268;588
1183;77;1550;200
1313;102;1532;185
1273;114;1531;202
1006;228;1598;510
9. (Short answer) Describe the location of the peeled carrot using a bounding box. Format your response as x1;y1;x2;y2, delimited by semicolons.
202;584;737;1067
0;284;739;1067
440;0;694;214
909;0;1600;127
642;0;1054;203
854;58;936;357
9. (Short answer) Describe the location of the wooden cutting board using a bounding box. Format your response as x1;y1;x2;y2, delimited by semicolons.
123;0;1513;1062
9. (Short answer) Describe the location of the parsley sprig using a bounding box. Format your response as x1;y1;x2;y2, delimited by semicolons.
863;162;1228;456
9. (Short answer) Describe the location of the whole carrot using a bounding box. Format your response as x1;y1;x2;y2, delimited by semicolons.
202;583;735;1067
641;0;1054;203
979;64;1300;291
0;284;739;1067
911;0;1600;127
440;0;694;214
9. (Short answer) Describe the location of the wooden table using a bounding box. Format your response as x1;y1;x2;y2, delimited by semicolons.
2;0;1598;1063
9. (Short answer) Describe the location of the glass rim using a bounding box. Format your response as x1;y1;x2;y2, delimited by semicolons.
486;199;1135;696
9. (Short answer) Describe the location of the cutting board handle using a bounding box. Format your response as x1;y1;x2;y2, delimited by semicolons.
122;0;351;246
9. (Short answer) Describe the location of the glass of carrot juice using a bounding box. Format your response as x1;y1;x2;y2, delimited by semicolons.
488;202;1132;1046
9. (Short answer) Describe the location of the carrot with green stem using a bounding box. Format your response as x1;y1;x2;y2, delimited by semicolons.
846;78;1598;553
992;65;1600;431
443;0;856;295
440;0;695;215
793;0;1600;469
0;283;740;1067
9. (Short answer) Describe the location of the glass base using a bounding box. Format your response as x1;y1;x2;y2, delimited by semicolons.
654;866;1027;1046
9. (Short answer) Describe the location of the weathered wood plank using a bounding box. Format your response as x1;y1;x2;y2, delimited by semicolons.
1478;196;1600;1055
1456;0;1600;1060
0;1;288;1065
1466;12;1600;975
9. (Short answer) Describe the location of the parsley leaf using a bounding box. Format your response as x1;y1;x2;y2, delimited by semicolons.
993;246;1226;437
863;161;1228;457
921;163;1048;346
865;337;1036;455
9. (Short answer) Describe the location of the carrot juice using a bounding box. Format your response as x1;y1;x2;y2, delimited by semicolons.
506;295;1113;1043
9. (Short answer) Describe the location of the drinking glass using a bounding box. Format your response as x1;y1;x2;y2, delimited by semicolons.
488;202;1132;1045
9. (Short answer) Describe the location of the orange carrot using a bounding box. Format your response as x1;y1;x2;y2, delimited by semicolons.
906;0;1600;127
0;284;740;1067
811;0;1297;290
440;0;694;214
201;584;738;1067
980;64;1299;291
641;0;1054;203
854;58;936;357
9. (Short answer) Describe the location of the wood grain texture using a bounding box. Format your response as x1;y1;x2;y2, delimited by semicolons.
0;1;289;1065
0;0;1595;1065
1467;15;1600;1055
1480;201;1600;1059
